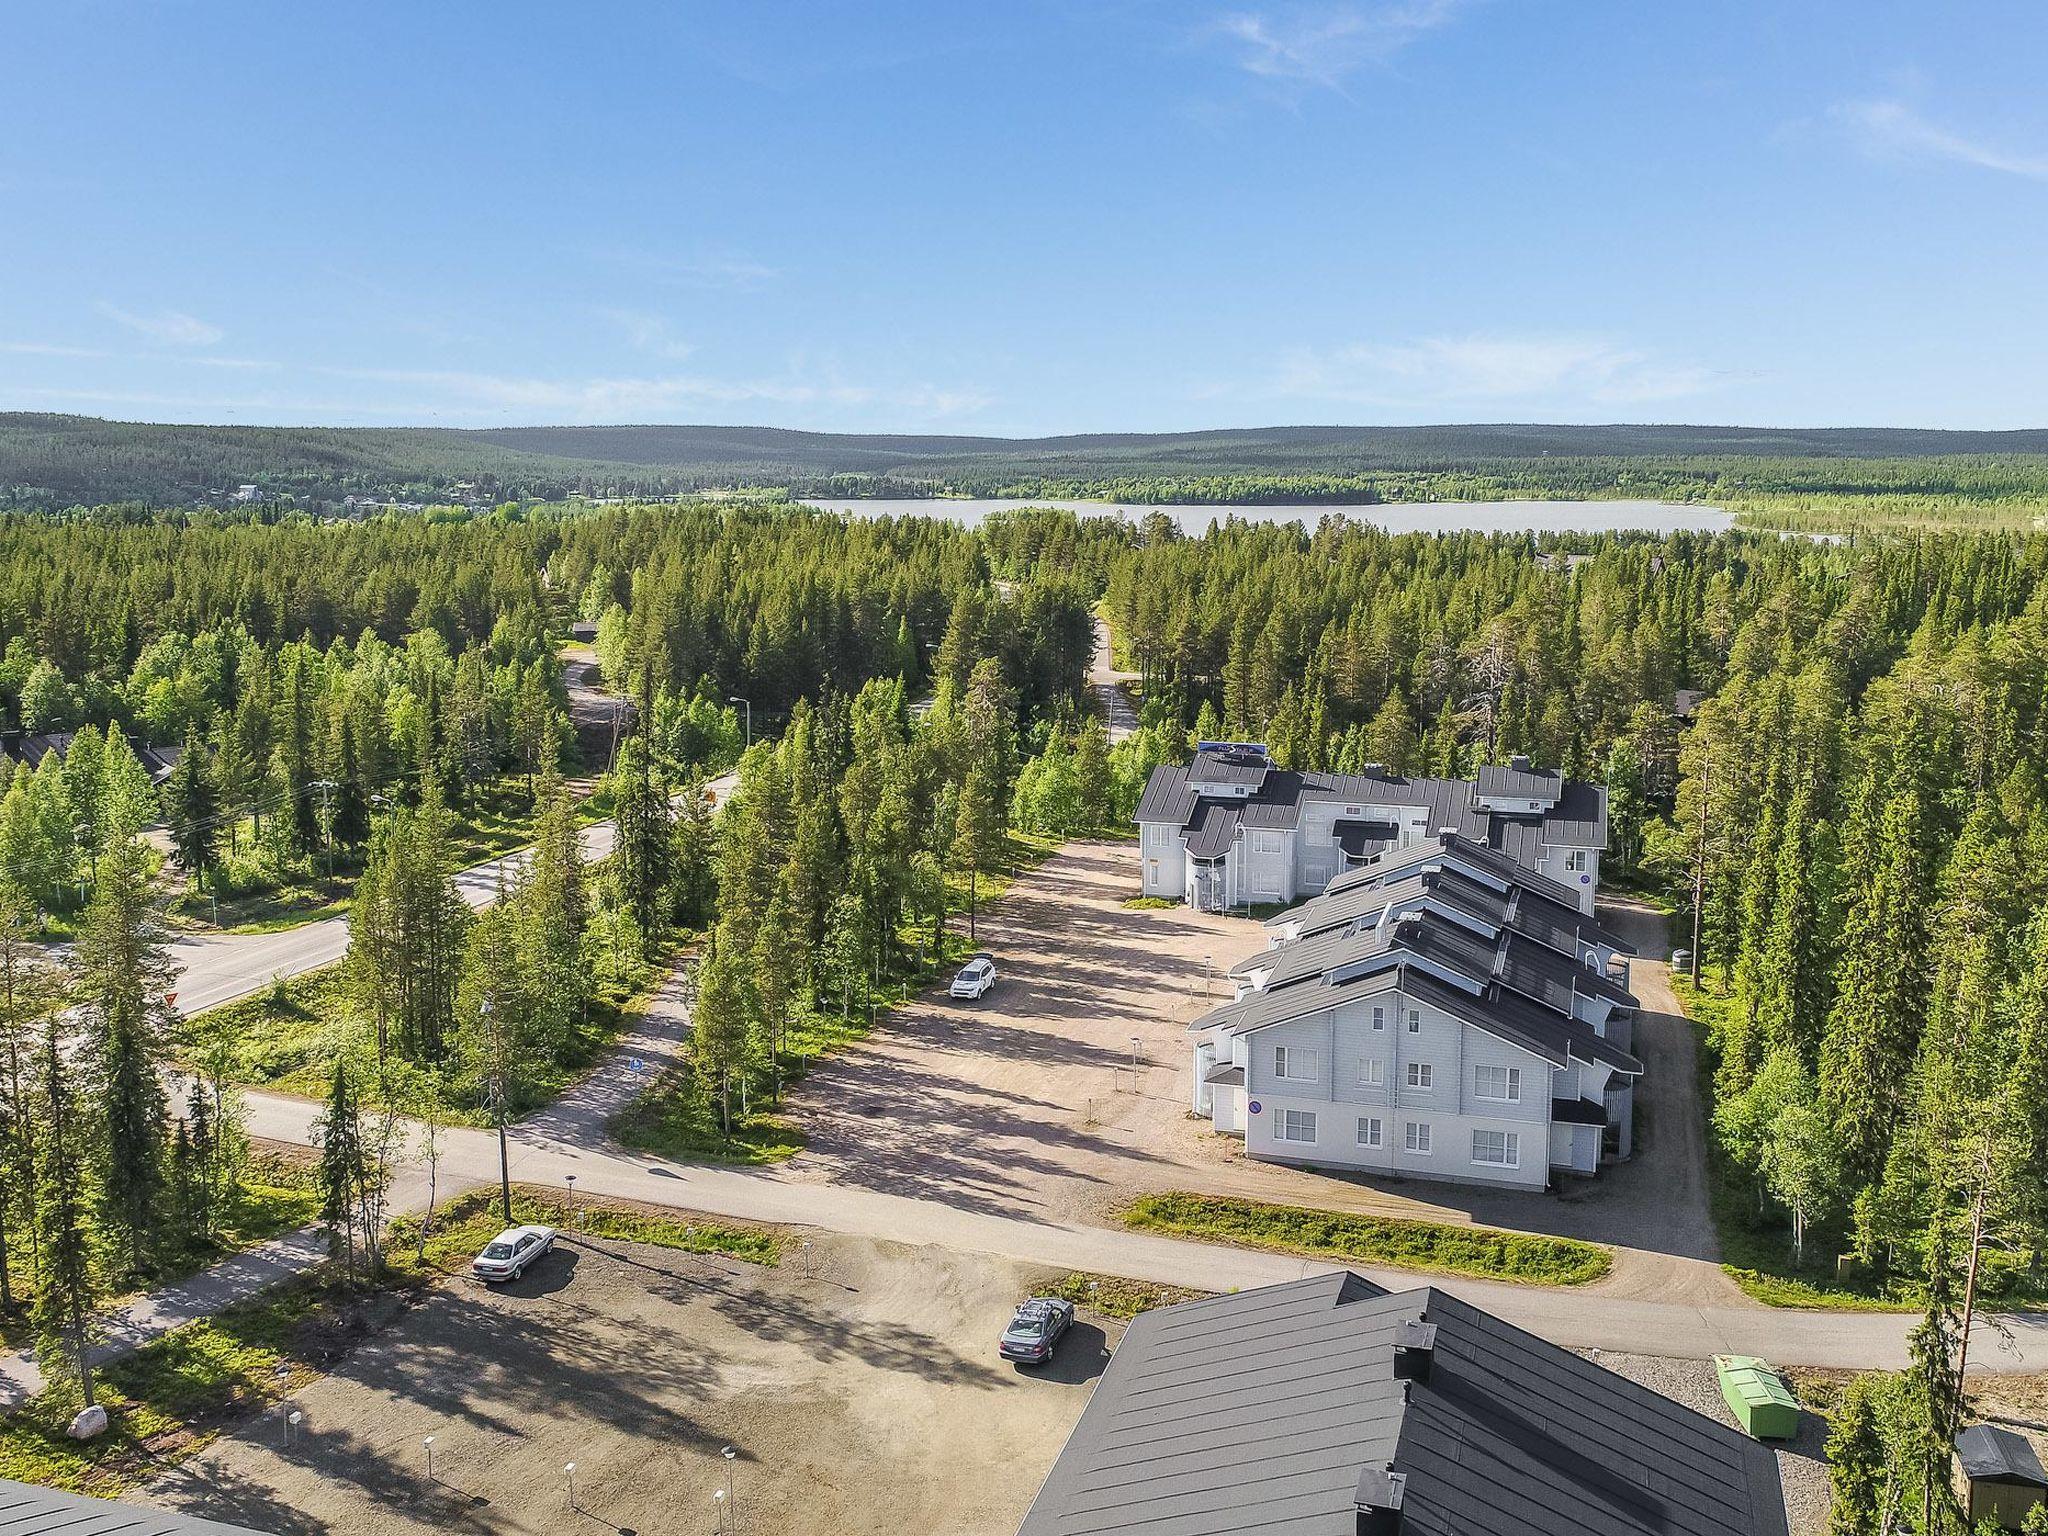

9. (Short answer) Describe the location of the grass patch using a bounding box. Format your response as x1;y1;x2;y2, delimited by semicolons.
391;1184;783;1269
1035;1271;1213;1321
611;829;1059;1166
186;956;652;1127
0;1150;319;1353
1121;895;1181;910
1120;1192;1613;1286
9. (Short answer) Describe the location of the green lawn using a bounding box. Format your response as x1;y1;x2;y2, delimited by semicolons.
0;1184;779;1498
184;957;654;1127
1120;1192;1613;1287
610;829;1060;1166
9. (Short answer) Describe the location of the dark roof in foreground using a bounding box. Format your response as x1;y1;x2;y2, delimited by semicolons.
1017;1272;1788;1536
1957;1424;2048;1487
0;1478;276;1534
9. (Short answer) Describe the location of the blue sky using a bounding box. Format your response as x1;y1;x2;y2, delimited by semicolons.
4;0;2046;434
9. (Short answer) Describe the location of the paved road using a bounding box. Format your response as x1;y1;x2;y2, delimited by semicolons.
160;988;2048;1378
168;774;738;1018
1089;616;1139;743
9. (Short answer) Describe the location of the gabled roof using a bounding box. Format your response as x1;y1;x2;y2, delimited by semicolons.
1957;1424;2048;1488
1197;911;1642;1078
1476;760;1562;799
1016;1272;1789;1536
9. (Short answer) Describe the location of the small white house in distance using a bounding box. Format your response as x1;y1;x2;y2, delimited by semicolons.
1190;833;1641;1189
1135;744;1606;915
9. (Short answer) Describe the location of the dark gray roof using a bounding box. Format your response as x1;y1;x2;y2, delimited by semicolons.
1135;761;1608;854
1183;801;1240;860
1203;1062;1245;1086
1017;1272;1789;1536
1551;1095;1609;1126
0;1479;276;1533
1957;1425;2048;1488
1186;747;1271;787
1334;818;1398;858
1198;910;1642;1078
1337;834;1594;914
1476;761;1562;799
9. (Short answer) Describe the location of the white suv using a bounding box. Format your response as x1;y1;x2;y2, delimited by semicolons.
950;955;996;999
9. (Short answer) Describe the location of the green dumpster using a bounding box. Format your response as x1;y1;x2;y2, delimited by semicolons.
1714;1354;1800;1441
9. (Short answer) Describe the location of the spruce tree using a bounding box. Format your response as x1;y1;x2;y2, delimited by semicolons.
164;722;220;890
314;1059;365;1280
76;832;173;1279
32;1012;97;1409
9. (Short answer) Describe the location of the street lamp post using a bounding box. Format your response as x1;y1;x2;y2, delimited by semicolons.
564;1173;577;1230
726;696;752;749
722;1445;738;1528
482;999;512;1223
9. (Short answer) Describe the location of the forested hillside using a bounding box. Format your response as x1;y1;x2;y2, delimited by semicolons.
11;411;2048;522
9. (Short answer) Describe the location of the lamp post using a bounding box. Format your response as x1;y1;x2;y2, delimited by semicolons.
565;1461;577;1511
423;1436;436;1482
727;696;752;749
564;1173;577;1230
721;1445;739;1528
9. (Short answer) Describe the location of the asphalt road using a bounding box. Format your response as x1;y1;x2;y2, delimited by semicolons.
167;772;738;1017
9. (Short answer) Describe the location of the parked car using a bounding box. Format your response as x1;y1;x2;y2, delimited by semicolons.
999;1296;1075;1364
472;1223;556;1283
950;954;997;999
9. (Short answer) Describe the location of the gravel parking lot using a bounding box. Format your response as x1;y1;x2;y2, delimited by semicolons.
785;839;1738;1303
140;1233;1115;1536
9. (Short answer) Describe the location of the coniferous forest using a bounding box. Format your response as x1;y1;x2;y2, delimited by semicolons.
0;497;2040;1525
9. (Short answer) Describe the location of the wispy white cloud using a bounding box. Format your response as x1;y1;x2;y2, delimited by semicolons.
1212;0;1466;87
96;302;224;346
309;365;991;422
0;340;109;358
593;308;697;362
1832;99;2048;182
586;245;780;290
1238;333;1720;408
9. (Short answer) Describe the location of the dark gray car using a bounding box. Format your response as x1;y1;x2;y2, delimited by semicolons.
999;1297;1075;1365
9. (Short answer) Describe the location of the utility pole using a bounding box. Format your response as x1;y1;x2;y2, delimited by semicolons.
484;998;512;1223
312;778;338;880
1689;758;1709;989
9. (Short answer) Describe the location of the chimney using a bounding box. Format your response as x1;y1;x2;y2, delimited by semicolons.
1509;753;1532;772
1355;1466;1407;1535
1362;761;1386;779
1393;1318;1438;1384
1436;827;1459;848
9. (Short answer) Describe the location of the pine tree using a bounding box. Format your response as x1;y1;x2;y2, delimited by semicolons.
691;929;752;1138
612;735;674;956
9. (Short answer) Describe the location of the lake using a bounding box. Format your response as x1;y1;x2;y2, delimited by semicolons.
801;496;1735;537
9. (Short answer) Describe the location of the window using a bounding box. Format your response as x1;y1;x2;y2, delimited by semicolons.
1273;1046;1319;1083
1356;1117;1383;1148
1406;1008;1422;1034
1278;1109;1318;1144
1564;849;1590;874
1357;1058;1385;1087
1404;1121;1432;1154
1474;1065;1522;1102
1405;1062;1433;1090
1371;1006;1386;1031
1472;1130;1521;1168
1145;858;1160;886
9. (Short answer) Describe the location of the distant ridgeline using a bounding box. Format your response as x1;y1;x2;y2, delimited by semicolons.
7;411;2048;519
